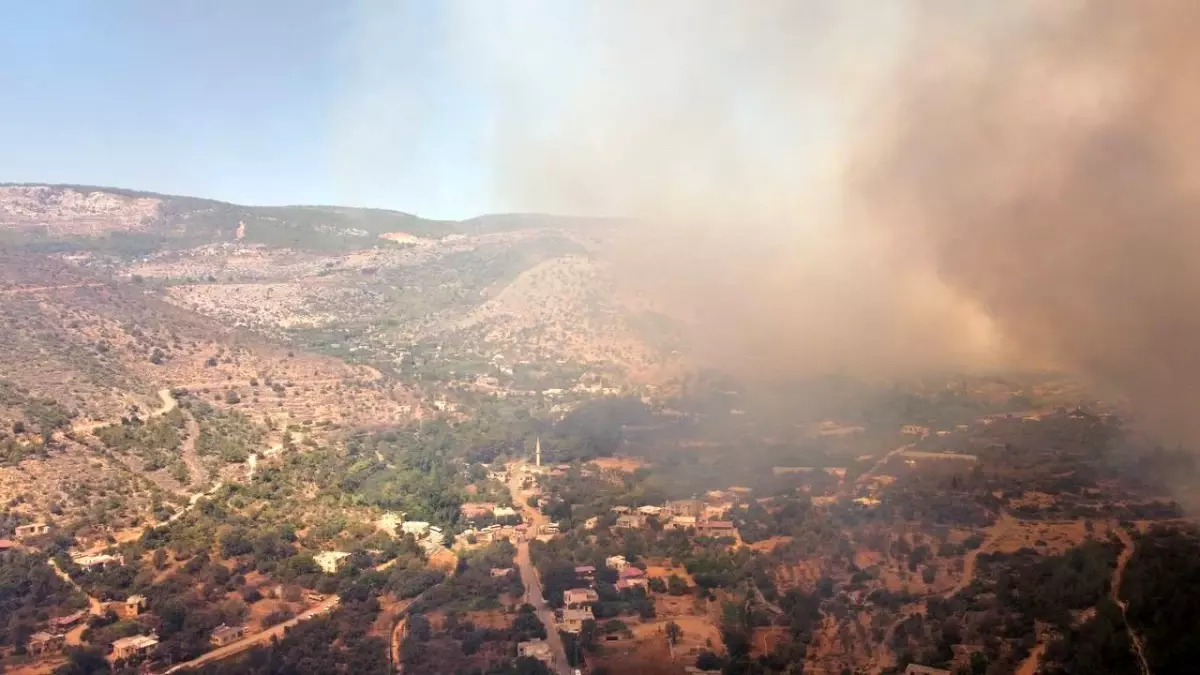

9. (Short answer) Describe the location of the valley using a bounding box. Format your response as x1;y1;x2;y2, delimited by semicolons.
0;185;1196;675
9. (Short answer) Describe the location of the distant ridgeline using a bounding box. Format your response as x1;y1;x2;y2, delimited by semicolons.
0;183;616;256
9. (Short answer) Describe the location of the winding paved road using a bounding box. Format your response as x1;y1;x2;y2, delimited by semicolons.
507;464;572;675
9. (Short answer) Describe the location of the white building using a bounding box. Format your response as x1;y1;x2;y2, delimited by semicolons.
314;551;351;574
401;521;431;537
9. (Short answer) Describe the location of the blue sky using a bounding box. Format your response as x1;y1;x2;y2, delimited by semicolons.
0;1;903;220
0;0;492;218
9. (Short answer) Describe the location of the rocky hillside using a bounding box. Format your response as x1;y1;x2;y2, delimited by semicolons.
0;183;611;255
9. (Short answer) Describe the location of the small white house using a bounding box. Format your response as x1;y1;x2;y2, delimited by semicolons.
401;521;431;537
314;551;351;574
605;555;628;570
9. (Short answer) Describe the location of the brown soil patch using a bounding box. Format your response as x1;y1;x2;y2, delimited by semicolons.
993;519;1109;555
746;536;792;553
246;598;294;632
464;610;512;630
632;615;724;656
589;456;649;473
6;658;65;675
645;560;694;584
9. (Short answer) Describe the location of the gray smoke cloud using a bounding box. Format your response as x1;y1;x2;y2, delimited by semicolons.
433;1;999;378
862;0;1200;443
342;1;1200;442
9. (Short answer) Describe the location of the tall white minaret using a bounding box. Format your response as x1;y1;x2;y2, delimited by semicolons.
535;436;542;467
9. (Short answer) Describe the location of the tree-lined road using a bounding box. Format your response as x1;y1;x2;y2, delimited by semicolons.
507;463;572;675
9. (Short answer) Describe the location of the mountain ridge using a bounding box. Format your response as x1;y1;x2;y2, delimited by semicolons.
0;182;616;255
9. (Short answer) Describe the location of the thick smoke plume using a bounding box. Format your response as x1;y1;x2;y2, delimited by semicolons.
436;1;999;378
864;0;1200;443
347;1;1200;441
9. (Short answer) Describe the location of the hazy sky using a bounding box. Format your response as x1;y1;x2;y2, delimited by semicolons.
0;0;491;218
0;0;870;220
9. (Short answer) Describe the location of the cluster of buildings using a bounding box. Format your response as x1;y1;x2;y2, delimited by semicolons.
316;514;448;575
459;501;519;522
605;497;739;541
27;596;167;660
460;522;528;546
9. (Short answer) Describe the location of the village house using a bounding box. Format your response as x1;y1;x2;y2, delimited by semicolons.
476;524;500;542
28;631;64;655
401;521;431;538
123;594;147;617
540;522;560;535
314;551;352;574
49;610;86;631
564;588;599;609
705;489;735;502
605;555;629;570
901;424;931;436
14;523;50;539
519;639;555;666
665;499;704;518
610;506;631;515
636;505;663;516
460;502;496;520
111;634;159;661
490;567;515;578
210;624;247;647
703;503;733;520
668;515;697;530
616;567;648;590
574;565;596;583
493;506;518;520
695;521;737;538
71;552;121;568
905;665;952;675
614;513;647;530
561;607;594;633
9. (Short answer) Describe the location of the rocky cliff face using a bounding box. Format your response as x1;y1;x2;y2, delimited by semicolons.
0;185;161;236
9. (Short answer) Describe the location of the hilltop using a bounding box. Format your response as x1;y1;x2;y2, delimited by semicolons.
0;183;614;254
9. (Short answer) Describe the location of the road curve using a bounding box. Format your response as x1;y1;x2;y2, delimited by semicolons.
161;596;340;673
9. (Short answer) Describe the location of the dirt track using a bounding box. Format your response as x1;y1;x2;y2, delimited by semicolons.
71;387;177;435
943;511;1014;599
1112;527;1152;675
0;283;106;295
